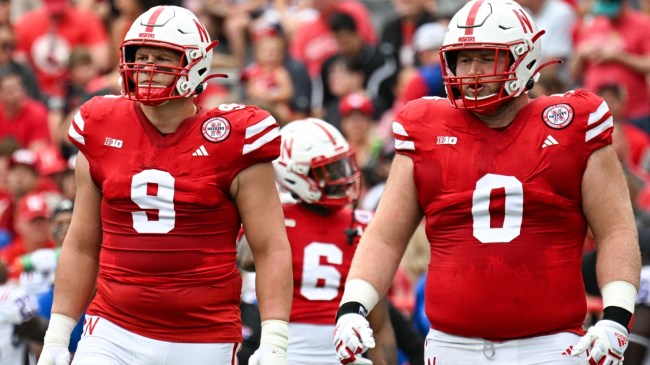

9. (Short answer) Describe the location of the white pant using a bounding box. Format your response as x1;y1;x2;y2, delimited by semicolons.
424;328;586;365
72;315;240;365
287;323;339;365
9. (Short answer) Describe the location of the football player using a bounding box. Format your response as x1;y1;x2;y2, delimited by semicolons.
333;1;641;365
0;260;48;364
267;118;397;364
37;6;292;365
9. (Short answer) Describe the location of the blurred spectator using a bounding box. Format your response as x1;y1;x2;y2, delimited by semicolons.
0;23;43;103
530;71;569;98
339;92;382;173
6;149;40;202
596;83;650;178
289;0;376;79
0;71;51;151
0;138;18;248
36;145;75;202
13;0;110;108
320;12;397;117
0;259;48;365
517;0;577;63
34;199;84;356
380;0;438;70
571;0;650;134
241;25;295;124
63;47;112;117
0;192;54;268
0;0;10;24
394;22;446;108
319;55;366;129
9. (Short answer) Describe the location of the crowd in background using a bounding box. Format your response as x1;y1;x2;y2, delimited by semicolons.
1;0;650;364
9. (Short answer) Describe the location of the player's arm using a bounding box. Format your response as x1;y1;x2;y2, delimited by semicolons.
334;154;423;364
366;296;397;365
345;154;423;307
38;152;102;365
571;145;641;362
231;162;292;363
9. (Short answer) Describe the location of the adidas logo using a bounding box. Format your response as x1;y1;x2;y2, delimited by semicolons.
542;135;558;148
192;145;209;156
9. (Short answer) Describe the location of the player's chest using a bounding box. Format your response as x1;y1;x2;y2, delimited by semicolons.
94;135;237;202
414;127;583;194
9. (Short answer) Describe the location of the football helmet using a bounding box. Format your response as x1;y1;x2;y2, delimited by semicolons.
273;118;360;207
119;6;224;105
440;0;551;113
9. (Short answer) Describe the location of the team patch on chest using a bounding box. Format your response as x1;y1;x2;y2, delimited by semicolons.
542;103;574;129
202;117;231;143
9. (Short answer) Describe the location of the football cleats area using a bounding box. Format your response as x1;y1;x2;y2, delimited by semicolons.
569;320;628;365
273;118;360;207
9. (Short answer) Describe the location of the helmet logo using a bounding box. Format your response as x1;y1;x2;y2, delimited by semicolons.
138;33;155;38
513;9;534;33
201;117;231;142
542;104;574;129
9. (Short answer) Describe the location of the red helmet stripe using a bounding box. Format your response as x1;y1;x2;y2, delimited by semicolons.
145;6;166;32
464;0;485;36
311;120;337;146
193;19;209;43
513;9;533;33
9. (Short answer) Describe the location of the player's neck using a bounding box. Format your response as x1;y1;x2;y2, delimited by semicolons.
472;93;530;129
140;99;198;134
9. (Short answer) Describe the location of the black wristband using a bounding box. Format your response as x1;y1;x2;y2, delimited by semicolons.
603;306;633;329
335;301;368;322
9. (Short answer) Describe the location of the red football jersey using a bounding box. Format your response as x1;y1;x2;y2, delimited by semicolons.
392;90;613;340
67;96;281;343
283;203;371;324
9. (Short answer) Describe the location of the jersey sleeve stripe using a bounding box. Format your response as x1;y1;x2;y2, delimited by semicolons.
588;101;609;125
245;115;277;139
392;121;409;137
68;123;85;145
395;139;415;151
243;126;280;155
586;116;613;142
72;111;85;131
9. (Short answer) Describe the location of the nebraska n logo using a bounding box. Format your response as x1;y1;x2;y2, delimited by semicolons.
513;9;534;33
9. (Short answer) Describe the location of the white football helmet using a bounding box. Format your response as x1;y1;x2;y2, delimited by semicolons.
274;118;360;207
119;6;224;105
440;0;550;113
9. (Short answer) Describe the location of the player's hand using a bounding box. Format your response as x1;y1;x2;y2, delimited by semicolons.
248;344;287;365
38;314;76;365
568;319;628;365
36;345;70;365
249;319;288;365
334;313;375;365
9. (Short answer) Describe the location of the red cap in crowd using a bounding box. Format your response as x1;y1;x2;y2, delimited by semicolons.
43;0;70;15
36;146;68;176
16;193;50;222
9;149;38;170
339;92;374;117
